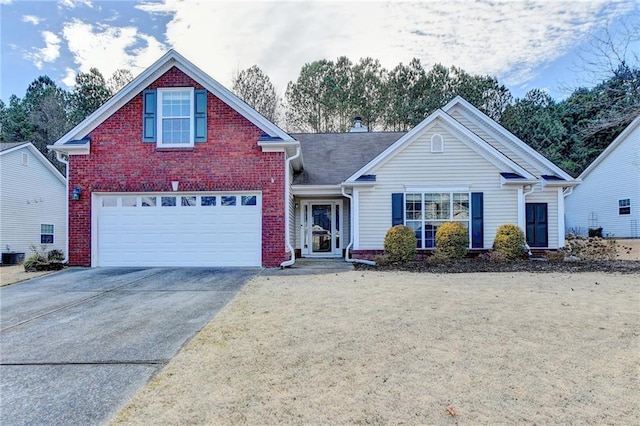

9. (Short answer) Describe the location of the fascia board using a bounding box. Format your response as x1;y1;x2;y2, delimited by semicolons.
345;109;534;183
578;115;640;180
0;142;30;156
444;96;575;181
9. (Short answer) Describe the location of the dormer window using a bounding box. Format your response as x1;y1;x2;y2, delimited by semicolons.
431;134;444;153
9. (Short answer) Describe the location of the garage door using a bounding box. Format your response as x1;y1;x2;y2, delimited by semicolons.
96;193;261;267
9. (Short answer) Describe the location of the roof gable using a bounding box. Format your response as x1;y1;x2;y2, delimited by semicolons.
442;96;574;180
0;142;65;184
344;107;535;183
53;50;294;147
578;115;640;180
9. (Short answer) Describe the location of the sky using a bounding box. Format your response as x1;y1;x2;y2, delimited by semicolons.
1;0;639;104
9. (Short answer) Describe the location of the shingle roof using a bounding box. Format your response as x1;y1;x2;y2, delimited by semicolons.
291;132;405;185
0;142;29;152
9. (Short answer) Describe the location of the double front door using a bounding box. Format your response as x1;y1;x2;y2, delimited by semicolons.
301;200;343;257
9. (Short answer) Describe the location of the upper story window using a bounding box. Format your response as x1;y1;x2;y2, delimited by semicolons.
142;87;207;146
431;134;444;153
619;198;631;215
158;88;194;147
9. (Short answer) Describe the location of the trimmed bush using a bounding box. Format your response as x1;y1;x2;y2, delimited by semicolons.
384;225;417;263
435;222;469;259
492;224;527;260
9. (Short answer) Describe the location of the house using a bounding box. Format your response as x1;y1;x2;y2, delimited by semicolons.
50;50;579;268
565;116;640;238
0;142;67;261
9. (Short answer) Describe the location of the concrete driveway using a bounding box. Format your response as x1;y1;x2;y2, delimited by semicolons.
0;267;258;426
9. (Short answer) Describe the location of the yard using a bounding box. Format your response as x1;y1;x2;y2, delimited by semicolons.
111;270;639;425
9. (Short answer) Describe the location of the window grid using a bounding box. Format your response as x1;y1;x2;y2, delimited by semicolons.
406;192;470;248
158;89;193;146
41;224;54;244
619;198;631;215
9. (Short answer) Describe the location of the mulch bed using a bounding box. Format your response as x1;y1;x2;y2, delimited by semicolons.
354;258;640;274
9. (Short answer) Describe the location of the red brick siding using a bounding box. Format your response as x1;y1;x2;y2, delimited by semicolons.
68;66;286;267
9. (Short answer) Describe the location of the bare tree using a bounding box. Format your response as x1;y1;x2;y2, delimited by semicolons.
232;65;280;124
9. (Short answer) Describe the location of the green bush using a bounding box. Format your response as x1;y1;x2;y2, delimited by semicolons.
24;253;46;272
435;222;469;259
492;224;527;260
384;225;417;263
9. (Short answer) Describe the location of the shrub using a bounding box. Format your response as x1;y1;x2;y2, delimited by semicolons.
426;250;452;265
492;224;527;260
435;222;469;259
384;225;417;263
24;246;65;272
24;253;46;272
545;250;566;262
47;249;65;262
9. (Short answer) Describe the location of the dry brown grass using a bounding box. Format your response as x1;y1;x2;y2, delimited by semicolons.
111;271;639;425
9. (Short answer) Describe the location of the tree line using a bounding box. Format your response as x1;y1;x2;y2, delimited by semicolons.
0;69;133;172
1;49;637;178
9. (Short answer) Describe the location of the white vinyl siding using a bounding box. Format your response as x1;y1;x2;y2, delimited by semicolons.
0;146;66;256
357;123;518;249
566;124;640;238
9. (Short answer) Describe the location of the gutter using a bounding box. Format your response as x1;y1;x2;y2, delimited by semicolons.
341;185;376;266
280;145;302;268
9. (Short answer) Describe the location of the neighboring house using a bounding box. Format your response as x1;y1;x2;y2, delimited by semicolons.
50;50;579;268
0;142;67;260
565;116;640;238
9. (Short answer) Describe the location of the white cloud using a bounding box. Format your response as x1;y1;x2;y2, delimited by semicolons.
58;0;92;9
62;67;77;88
61;19;166;79
22;15;42;25
24;31;61;69
135;0;634;93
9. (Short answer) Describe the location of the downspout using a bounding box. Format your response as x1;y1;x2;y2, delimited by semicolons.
341;185;376;266
563;187;574;197
280;145;302;268
54;151;69;264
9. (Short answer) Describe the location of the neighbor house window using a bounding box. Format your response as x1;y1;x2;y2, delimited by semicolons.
41;224;54;244
158;88;194;147
619;199;631;215
405;192;470;248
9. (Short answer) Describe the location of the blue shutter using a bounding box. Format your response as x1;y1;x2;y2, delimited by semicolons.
471;192;484;248
194;89;207;143
142;90;156;143
392;193;404;226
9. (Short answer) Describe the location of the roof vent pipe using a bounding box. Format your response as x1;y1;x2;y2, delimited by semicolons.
349;117;368;133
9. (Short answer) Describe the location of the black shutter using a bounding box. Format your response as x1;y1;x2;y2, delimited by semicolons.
471;192;484;248
392;193;404;226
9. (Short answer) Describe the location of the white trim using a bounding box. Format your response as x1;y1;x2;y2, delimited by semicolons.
578;115;640;180
405;185;470;193
442;96;575;181
300;199;343;257
344;109;535;183
353;189;360;250
517;187;525;231
557;187;565;247
91;192;99;267
292;185;344;196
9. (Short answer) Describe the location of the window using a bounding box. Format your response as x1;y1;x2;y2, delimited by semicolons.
405;192;470;248
201;196;216;206
41;224;54;244
221;196;236;206
241;195;257;206
141;196;157;207
122;196;137;207
158;88;194;147
102;197;117;207
619;199;631;215
161;196;177;207
181;196;196;206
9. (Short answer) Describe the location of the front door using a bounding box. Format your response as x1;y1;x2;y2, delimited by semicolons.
301;201;342;257
526;203;548;247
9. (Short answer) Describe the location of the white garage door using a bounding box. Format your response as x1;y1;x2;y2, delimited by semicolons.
96;193;262;267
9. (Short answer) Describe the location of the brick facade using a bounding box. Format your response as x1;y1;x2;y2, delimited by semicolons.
68;67;287;267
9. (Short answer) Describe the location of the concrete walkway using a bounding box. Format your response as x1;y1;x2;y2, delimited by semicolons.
262;258;355;275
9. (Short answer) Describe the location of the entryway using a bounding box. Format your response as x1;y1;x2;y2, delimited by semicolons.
300;200;343;257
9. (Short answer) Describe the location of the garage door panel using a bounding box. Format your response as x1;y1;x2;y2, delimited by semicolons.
97;193;262;267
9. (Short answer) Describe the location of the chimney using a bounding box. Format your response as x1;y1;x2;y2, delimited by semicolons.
349;116;368;132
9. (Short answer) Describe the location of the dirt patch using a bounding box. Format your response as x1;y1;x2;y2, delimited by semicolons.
111;271;639;425
0;264;56;286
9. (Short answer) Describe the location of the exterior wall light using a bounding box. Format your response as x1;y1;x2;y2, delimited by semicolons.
72;187;82;201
